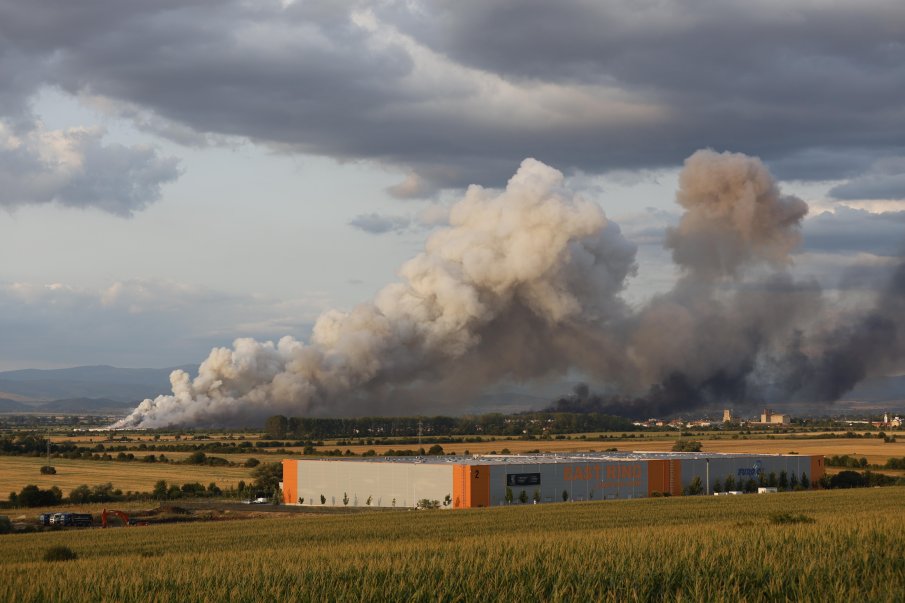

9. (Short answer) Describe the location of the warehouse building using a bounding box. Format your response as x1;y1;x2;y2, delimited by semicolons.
282;452;824;508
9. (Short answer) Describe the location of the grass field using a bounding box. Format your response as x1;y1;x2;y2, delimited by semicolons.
0;456;253;496
0;487;902;602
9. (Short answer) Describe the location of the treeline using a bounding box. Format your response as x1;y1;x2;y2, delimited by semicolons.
264;412;635;439
6;462;283;508
826;454;905;470
0;433;308;459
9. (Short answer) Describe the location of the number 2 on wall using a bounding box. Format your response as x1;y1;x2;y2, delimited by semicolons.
473;469;480;479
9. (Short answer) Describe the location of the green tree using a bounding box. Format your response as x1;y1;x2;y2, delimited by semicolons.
562;489;569;502
744;478;757;493
505;487;513;504
518;490;528;504
343;492;349;506
366;495;372;506
767;472;778;487
264;415;289;439
320;494;326;505
68;484;92;504
789;472;799;489
778;470;789;490
712;478;722;493
152;480;168;500
683;476;704;496
186;451;206;465
251;462;283;492
428;444;444;455
672;440;702;452
724;475;737;491
15;485;62;507
801;472;810;489
533;489;541;503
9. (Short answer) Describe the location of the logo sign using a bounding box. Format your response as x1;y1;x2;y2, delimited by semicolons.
737;460;763;478
507;473;541;487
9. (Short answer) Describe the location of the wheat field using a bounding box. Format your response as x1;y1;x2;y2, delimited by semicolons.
0;487;902;602
0;456;252;496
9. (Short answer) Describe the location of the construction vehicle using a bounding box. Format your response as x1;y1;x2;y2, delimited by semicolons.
47;512;93;527
101;509;130;528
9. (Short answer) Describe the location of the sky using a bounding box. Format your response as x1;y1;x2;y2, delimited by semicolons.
1;0;904;373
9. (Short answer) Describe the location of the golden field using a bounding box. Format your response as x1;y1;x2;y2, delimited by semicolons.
300;433;905;465
0;487;903;602
0;456;253;496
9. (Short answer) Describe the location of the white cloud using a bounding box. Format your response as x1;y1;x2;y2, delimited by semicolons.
0;120;180;216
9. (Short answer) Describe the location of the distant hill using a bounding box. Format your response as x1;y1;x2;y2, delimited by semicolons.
0;364;197;403
37;397;139;414
0;398;32;412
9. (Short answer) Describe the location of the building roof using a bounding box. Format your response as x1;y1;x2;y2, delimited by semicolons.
284;451;806;465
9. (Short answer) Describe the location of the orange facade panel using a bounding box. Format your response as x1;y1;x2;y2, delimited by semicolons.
668;460;682;496
647;460;668;496
281;459;298;504
453;464;490;508
453;465;467;508
810;455;825;487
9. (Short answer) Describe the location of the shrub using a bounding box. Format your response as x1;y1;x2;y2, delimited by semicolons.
40;466;56;475
672;440;702;452
683;476;704;496
44;546;77;562
13;485;62;507
0;516;11;534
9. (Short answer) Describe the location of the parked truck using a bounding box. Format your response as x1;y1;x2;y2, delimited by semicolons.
47;512;93;527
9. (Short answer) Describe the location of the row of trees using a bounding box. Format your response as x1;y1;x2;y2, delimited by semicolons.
264;412;634;439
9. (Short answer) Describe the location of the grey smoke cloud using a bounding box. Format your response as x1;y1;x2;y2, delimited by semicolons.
114;158;639;427
666;150;808;279
113;149;904;428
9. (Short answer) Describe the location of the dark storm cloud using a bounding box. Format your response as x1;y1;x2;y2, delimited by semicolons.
1;0;903;194
829;158;905;200
801;207;905;257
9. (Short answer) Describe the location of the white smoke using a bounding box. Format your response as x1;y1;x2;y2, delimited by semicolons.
113;158;638;427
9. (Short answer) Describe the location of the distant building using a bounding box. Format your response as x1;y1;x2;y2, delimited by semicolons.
759;409;790;425
723;409;732;423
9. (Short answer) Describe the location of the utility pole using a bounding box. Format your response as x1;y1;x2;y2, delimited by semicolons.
417;420;423;448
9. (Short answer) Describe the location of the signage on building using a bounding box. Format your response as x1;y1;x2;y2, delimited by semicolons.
506;473;541;486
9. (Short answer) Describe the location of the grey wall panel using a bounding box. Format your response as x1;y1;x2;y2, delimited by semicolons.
295;461;454;509
487;461;650;506
680;456;816;493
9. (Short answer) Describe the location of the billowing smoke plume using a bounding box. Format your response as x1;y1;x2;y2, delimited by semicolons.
114;150;904;427
667;149;809;278
114;159;637;427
